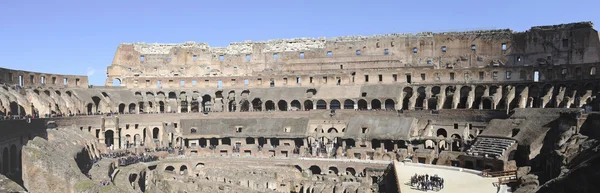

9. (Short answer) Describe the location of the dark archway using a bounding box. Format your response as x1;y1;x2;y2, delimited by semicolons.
9;102;25;116
9;145;17;173
246;137;255;145
240;100;250;112
191;100;199;112
343;99;355;109
158;101;165;113
309;165;321;175
346;167;356;176
265;100;275;111
371;99;382;109
357;99;368;110
228;100;236;112
118;103;126;114
328;167;339;175
436;128;447;138
105;130;114;147
458;86;471;109
129;103;136;113
87;103;93;114
402;87;413;110
252;98;262;111
316;100;327;109
290;100;301;111
473;85;486;109
482;98;493;109
304;100;313;110
330;100;341;109
152;127;159;139
384;99;395;110
202;95;212;112
278;100;288;111
327;127;338;133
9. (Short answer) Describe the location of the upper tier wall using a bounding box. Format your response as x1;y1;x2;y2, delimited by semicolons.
106;22;600;87
0;67;89;88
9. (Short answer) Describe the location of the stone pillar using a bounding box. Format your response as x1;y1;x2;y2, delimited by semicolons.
313;101;317;110
354;103;358;110
187;102;191;113
218;139;222;145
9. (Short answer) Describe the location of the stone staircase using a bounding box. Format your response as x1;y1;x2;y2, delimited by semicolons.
466;137;516;159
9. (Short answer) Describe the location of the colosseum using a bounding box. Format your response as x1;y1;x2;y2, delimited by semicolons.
0;21;599;193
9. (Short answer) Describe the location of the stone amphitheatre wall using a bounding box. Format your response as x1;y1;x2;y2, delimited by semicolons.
106;22;600;89
0;67;88;88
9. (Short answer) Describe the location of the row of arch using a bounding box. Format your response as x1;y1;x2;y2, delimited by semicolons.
234;98;396;112
0;145;19;177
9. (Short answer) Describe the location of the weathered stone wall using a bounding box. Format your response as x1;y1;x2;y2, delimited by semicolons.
0;67;89;88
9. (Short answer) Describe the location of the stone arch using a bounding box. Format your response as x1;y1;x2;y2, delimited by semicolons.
309;165;321;175
416;87;426;109
402;87;413;110
357;99;368;110
252;98;262;111
165;166;175;173
346;167;356;176
384;99;395;110
265;100;275;111
327;127;338;133
118;103;126;114
443;86;456;109
428;86;441;110
202;95;212;112
128;103;136;113
458;86;472;109
168;92;177;99
371;99;381;109
152;127;159;140
482;98;493;109
9;102;25;116
473;85;486;109
304;100;313;110
2;147;7;174
195;163;205;170
451;134;462;151
86;103;93;114
330;99;341;109
294;165;302;173
105;130;115;147
112;78;121;86
179;165;188;175
316;100;327;109
278;100;288;111
328;166;339;175
228;100;236;112
240;100;250;112
436;128;447;138
9;145;17;173
529;85;541;108
290;100;301;110
343;99;355;109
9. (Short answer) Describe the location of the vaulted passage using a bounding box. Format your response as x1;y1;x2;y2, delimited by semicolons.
290;100;301;110
330;100;341;109
265;100;275;111
304;100;313;110
278;100;288;111
343;99;355;109
371;99;381;109
316;100;327;109
357;99;368;110
252;98;262;111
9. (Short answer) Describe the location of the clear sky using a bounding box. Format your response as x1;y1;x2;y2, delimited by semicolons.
1;0;598;85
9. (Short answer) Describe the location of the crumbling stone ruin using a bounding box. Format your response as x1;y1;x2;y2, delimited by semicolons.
0;21;599;193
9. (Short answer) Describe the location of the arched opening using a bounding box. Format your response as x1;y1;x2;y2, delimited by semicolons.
118;103;126;114
415;87;426;109
316;100;327;109
265;100;275;111
528;85;540;108
158;101;165;113
152;127;159;140
278;100;288;111
228;100;236;112
222;138;231;145
240;100;250;112
436;128;447;138
330;100;341;109
328;167;339;175
309;165;321;175
9;102;25;116
246;137;255;145
2;147;8;174
357;99;368;110
191;100;199;112
384;99;395;110
195;163;205;170
290;100;301;111
92;96;101;113
105;130;114;147
179;165;188;175
9;145;17;173
346;167;356;176
343;99;355;109
168;92;176;99
252;98;262;111
327;127;338;133
294;165;303;173
87;103;93;114
482;98;493;109
402;87;413;110
202;95;212;112
165;166;175;173
458;86;472;109
443;86;456;109
112;78;121;86
451;134;462;151
473;85;486;109
371;99;381;109
128;103;136;113
304;100;313;110
210;138;218;146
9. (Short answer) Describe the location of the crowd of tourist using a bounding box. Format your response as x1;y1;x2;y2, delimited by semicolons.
117;154;158;166
409;173;444;191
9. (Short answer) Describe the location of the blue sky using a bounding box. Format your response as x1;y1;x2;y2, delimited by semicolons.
1;0;598;85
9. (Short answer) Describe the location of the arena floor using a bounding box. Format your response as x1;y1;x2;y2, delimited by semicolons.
394;162;498;193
